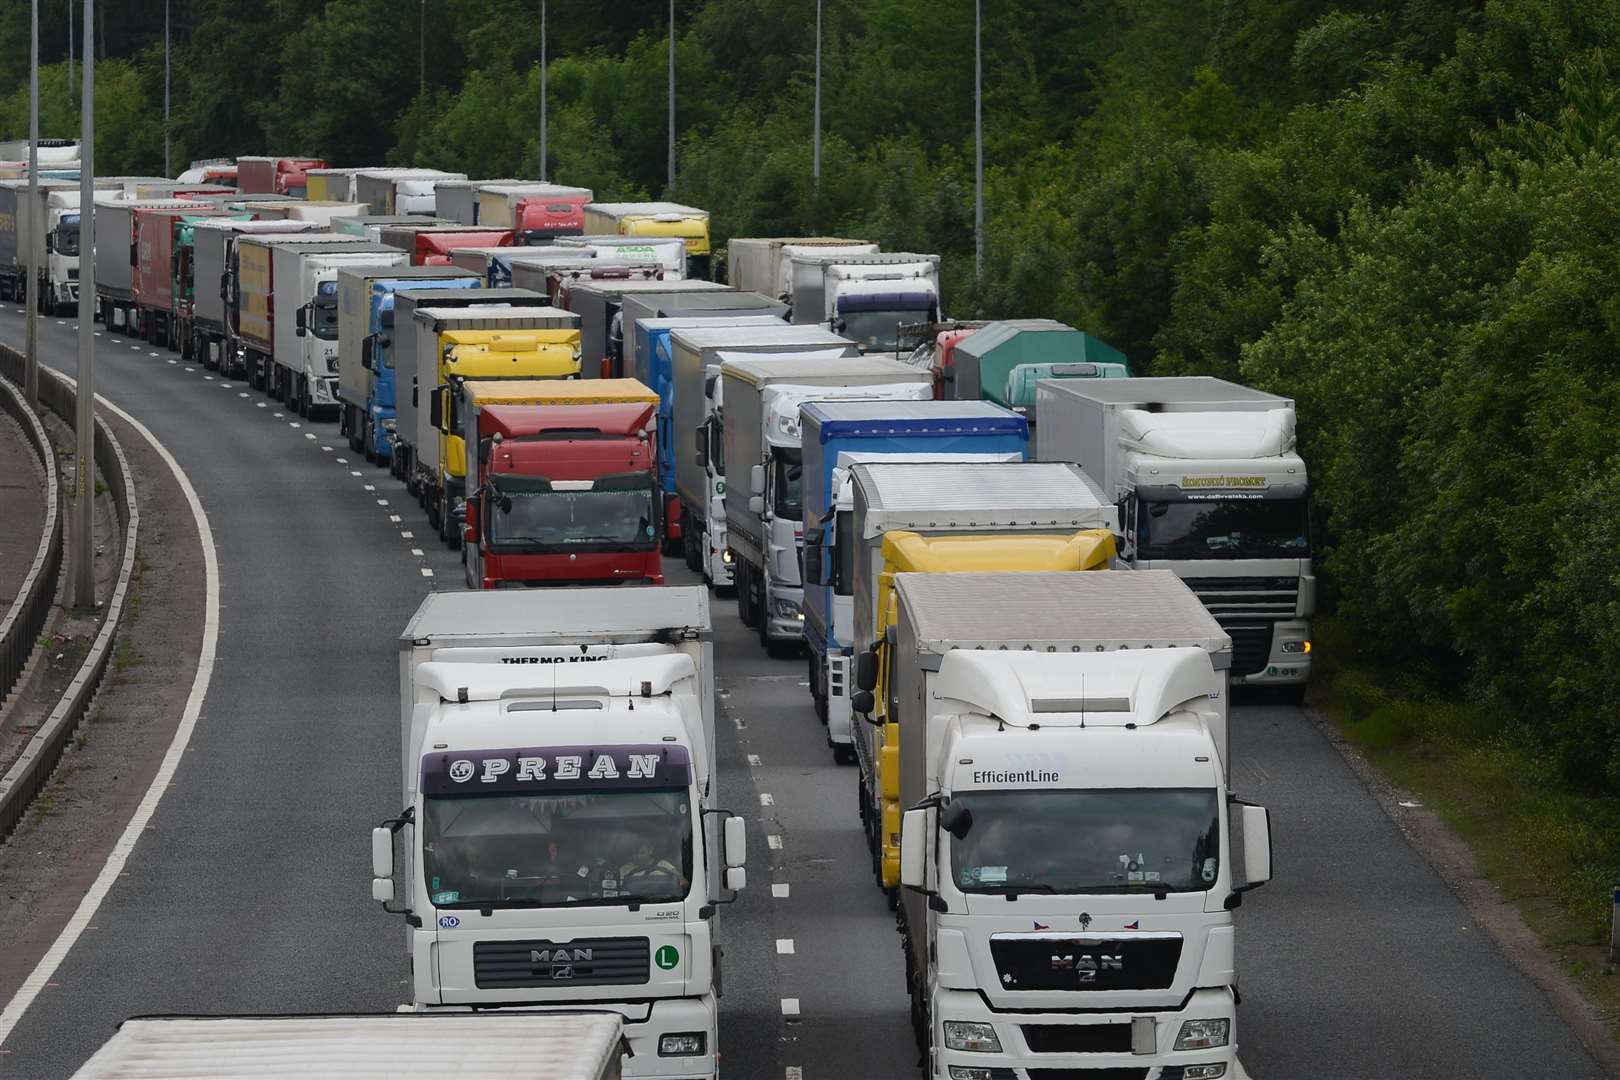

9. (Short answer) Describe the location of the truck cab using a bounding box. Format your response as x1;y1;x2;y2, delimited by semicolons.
377;588;747;1080
427;328;584;545
1037;377;1315;696
44;191;83;314
583;203;712;280
461;383;663;589
789;252;943;360
883;572;1270;1080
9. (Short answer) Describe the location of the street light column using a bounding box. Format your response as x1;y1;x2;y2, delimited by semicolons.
71;0;96;612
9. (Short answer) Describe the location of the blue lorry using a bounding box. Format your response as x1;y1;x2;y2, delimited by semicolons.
798;400;1031;760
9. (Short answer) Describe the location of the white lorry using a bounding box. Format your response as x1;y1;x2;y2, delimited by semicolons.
887;570;1271;1080
374;587;746;1080
0;179;84;313
560;235;690;279
274;242;410;418
786;251;942;357
721;355;934;656
671;325;858;593
726;237;877;300
1036;376;1315;697
354;168;467;215
71;1012;628;1079
188;218;320;372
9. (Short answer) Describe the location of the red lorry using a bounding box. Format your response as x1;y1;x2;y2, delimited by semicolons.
377;224;513;267
132;205;231;348
236;156;326;198
460;388;664;589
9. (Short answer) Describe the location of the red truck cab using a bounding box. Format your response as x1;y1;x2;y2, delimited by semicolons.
513;193;589;243
237;157;326;198
464;402;664;589
413;229;511;266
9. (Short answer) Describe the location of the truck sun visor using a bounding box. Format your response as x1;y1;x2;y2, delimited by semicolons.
836;291;934;312
421;743;692;795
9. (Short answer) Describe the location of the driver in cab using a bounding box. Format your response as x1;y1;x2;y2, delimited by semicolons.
615;822;689;896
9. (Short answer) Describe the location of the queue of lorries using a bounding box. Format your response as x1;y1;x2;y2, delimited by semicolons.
5;148;1313;1078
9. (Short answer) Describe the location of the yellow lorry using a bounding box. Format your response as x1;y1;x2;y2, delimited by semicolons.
421;325;581;546
581;202;711;279
854;528;1116;896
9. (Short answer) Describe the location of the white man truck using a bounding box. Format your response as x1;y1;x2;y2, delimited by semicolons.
787;251;942;358
71;1013;629;1079
0;179;85;313
1036;376;1315;698
670;324;857;595
722;355;933;656
374;587;747;1080
727;237;876;301
886;570;1271;1080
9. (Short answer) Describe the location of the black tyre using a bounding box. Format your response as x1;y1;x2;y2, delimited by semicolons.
833;743;856;766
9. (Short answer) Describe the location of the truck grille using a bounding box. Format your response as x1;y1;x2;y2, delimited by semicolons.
1028;1070;1147;1079
473;936;649;990
1021;1024;1134;1053
67;268;79;280
1180;576;1298;621
1225;622;1274;677
989;933;1181;992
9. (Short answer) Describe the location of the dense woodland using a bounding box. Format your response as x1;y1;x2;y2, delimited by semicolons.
4;0;1620;801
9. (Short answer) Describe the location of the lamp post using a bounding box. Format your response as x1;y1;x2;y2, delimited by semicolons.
539;0;548;180
71;0;96;613
974;0;983;282
813;0;822;187
24;0;39;409
667;0;676;194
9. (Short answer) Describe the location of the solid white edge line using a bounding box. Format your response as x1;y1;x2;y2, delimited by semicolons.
0;392;220;1047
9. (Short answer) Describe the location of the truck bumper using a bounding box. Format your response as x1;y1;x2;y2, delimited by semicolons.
416;995;717;1079
1232;617;1312;688
56;281;77;307
765;583;804;644
930;985;1238;1080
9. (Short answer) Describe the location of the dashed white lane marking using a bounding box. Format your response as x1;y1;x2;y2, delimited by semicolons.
411;548;424;557
255;402;266;408
389;515;401;523
376;499;389;506
747;754;761;767
400;531;414;540
273;412;283;418
786;1068;804;1080
767;835;782;850
771;883;790;898
364;484;375;491
181;365;192;371
335;457;348;464
166;358;176;364
350;470;363;477
0;390;220;1044
780;998;800;1018
776;939;795;955
303;433;316;441
420;568;434;578
321;445;332;452
203;375;213;381
733;717;747;730
288;422;301;429
759;793;774;807
238;392;248;398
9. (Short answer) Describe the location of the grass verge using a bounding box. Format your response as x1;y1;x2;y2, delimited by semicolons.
1312;615;1620;1040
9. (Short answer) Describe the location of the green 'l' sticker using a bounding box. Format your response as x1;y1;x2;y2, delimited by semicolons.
654;945;680;970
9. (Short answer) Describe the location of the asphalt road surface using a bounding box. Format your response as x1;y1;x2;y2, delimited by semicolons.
0;303;1604;1079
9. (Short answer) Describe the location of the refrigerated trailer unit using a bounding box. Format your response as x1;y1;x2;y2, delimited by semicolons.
188;218;321;372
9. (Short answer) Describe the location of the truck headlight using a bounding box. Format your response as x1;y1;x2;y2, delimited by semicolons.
721;549;734;564
381;418;397;432
1281;639;1311;654
772;597;801;619
943;1021;1001;1053
658;1032;706;1056
1174;1018;1229;1050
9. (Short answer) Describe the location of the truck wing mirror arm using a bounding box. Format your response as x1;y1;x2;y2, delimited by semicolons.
372;807;418;924
1224;799;1272;909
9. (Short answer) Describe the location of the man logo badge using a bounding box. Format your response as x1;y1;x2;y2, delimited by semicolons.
448;759;475;783
531;947;592;980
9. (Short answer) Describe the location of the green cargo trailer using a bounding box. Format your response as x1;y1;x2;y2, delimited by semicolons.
950;318;1130;419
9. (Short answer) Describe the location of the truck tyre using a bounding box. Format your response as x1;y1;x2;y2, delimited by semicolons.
810;654;828;724
681;512;701;572
756;576;771;649
736;562;757;628
833;743;856;766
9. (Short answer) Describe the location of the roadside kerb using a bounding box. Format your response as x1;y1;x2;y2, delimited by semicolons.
0;374;60;705
0;345;139;843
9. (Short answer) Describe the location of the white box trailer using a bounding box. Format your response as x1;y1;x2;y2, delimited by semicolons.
354;169;466;215
189;218;320;366
71;1013;627;1080
92;197;191;329
727;237;876;300
269;242;407;414
560;234;689;278
435;178;525;224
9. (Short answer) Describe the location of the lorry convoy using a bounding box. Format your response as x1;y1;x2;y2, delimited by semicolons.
0;152;1294;1077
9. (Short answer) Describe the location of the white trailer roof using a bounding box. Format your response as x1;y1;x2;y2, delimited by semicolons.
1040;375;1289;408
71;1013;624;1079
401;586;710;647
853;461;1111;537
895;570;1230;660
671;324;849;350
721;354;926;384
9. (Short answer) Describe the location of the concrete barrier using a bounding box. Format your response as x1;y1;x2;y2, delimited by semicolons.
0;375;61;705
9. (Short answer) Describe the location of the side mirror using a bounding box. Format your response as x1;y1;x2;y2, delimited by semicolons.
294;305;307;336
129;241;137;266
361;336;374;371
724;815;747;869
724;866;747;892
220;274;228;301
854;650;878;693
748;495;764;515
749;464;765;496
693;426;708;468
803;537;823;587
851;689;875;716
939;800;972;839
1241;803;1272;889
463;499;479;538
429;387;444;428
371;826;394;878
900;808;928;890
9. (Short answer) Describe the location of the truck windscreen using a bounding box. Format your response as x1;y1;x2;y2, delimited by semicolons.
834;510;854;596
488;473;658;551
423;789;692;909
949;789;1220;894
53;217;81;257
838;308;932;353
1137;495;1309;561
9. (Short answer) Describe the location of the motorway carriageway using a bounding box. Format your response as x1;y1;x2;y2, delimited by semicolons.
0;303;1605;1079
